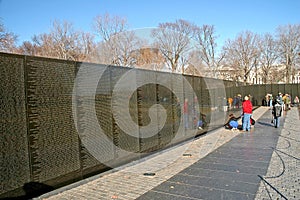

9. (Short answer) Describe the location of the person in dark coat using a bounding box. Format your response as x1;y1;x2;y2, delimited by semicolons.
272;97;283;128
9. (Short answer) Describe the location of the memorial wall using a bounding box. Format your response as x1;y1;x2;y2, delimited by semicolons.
1;52;299;198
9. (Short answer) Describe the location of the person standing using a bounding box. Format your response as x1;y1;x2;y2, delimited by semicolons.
228;97;233;110
278;92;284;112
269;94;273;107
242;95;253;132
222;97;228;112
294;96;299;107
285;94;291;110
278;92;283;104
272;98;283;128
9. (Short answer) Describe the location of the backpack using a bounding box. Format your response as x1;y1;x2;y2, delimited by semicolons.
274;103;282;117
250;117;255;125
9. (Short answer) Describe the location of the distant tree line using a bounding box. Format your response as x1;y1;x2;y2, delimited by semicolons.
1;15;300;84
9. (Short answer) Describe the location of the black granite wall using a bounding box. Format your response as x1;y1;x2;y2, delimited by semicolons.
1;52;299;198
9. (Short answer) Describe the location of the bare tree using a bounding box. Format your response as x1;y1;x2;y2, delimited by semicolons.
151;19;196;73
276;24;300;83
76;31;97;62
49;20;81;60
113;31;144;67
18;41;39;55
93;13;143;66
257;33;279;83
95;30;144;67
0;21;17;53
31;33;56;58
193;25;224;78
20;20;95;61
93;12;127;65
223;31;259;84
94;13;128;42
131;47;165;71
269;65;286;83
184;50;205;76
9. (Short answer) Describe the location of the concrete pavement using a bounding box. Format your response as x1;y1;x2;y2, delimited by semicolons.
36;106;299;200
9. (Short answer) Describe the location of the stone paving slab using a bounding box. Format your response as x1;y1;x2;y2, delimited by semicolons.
136;106;280;199
36;106;299;200
254;107;300;200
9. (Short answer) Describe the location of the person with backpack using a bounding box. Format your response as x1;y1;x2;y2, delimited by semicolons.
272;97;283;128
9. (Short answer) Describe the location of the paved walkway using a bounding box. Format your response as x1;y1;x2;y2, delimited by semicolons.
36;106;299;200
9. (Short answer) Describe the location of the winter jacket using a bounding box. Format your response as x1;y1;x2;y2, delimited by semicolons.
242;100;252;114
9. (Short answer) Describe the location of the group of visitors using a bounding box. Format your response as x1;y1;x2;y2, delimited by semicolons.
225;92;298;131
264;93;299;110
227;95;242;110
185;92;299;132
224;95;254;132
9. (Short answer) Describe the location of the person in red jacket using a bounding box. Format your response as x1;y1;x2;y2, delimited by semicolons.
242;95;253;132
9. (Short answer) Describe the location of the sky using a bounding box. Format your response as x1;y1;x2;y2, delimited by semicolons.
0;0;300;47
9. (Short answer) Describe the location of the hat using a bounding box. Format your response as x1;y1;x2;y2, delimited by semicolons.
244;96;249;100
279;92;282;95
